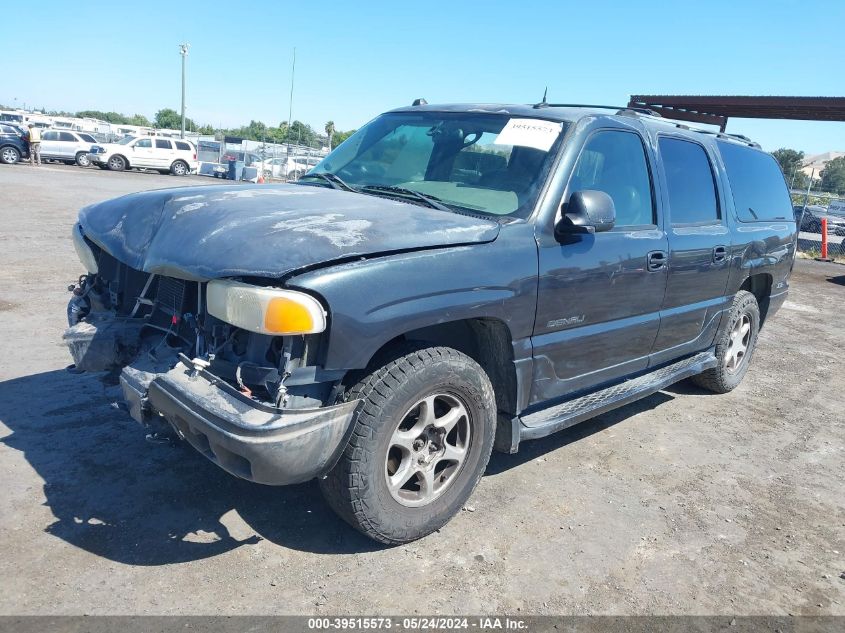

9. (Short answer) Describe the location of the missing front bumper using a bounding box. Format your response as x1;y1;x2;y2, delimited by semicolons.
121;359;358;485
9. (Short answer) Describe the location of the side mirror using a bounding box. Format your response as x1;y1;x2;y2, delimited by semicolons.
555;190;616;241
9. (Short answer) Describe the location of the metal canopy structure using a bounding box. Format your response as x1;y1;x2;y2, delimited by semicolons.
627;95;845;132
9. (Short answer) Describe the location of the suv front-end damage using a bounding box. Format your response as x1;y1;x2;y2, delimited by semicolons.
65;225;357;485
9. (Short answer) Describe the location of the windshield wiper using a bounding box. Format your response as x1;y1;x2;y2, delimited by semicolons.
298;172;356;192
360;185;453;212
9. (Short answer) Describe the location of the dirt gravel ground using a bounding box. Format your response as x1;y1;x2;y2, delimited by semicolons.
0;164;843;616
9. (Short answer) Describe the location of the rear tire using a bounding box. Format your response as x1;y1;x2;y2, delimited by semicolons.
692;290;760;394
75;152;91;167
1;146;20;164
320;345;496;544
170;160;189;176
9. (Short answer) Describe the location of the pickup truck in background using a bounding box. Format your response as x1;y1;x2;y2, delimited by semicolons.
63;102;796;544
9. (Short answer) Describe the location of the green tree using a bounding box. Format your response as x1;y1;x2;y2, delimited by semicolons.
332;129;356;148
126;113;152;127
154;108;195;130
76;110;129;124
820;156;845;196
324;121;335;150
285;120;317;146
772;148;808;189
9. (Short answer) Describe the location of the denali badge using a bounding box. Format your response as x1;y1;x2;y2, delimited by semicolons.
547;315;586;328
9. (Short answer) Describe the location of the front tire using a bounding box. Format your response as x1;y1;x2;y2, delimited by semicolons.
107;155;126;171
1;146;20;164
692;290;760;393
320;346;496;544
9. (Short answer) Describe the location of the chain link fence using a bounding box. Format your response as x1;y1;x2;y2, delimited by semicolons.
793;191;845;260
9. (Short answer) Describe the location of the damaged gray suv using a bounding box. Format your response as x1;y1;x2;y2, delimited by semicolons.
64;102;796;544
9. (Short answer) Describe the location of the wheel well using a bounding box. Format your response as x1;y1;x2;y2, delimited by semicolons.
172;159;187;168
740;273;773;324
359;318;518;417
113;154;128;167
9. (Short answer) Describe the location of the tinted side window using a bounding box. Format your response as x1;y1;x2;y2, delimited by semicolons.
659;138;719;224
569;130;654;226
175;141;191;151
59;132;76;142
42;131;59;141
717;141;792;221
155;139;172;149
79;133;97;143
1;125;14;134
135;138;152;148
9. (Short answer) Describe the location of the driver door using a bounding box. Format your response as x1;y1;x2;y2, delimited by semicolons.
530;127;668;405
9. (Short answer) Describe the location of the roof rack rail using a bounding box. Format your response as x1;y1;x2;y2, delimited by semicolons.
531;101;662;118
691;128;761;148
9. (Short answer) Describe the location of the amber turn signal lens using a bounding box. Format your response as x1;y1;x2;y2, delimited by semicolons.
264;296;316;334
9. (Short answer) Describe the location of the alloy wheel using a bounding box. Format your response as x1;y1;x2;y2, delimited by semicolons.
725;313;751;373
385;393;471;507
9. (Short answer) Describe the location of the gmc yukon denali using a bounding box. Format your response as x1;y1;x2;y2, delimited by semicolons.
63;102;796;544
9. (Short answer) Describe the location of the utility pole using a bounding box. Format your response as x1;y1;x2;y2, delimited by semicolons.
803;168;816;209
179;43;190;139
284;47;296;180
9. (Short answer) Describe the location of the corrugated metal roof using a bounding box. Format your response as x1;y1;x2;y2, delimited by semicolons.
627;95;845;131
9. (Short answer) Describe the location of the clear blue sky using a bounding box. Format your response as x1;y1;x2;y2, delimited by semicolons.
4;0;844;154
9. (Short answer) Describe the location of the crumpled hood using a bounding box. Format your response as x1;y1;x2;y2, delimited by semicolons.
78;184;500;280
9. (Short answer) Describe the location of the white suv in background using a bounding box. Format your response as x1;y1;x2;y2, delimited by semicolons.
88;136;197;175
40;130;99;166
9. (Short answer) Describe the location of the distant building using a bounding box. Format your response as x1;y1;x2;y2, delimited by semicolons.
801;151;845;178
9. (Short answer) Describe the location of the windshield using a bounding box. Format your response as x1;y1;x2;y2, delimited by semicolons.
310;111;566;217
116;136;137;145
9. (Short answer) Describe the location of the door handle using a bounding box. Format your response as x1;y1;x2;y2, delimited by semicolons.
712;245;728;263
646;250;667;272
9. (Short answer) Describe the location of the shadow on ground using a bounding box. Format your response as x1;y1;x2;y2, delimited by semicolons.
1;368;679;564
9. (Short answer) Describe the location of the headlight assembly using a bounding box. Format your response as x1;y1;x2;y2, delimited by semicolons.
71;223;99;274
206;279;327;335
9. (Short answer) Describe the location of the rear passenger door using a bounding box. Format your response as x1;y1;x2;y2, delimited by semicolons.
650;136;732;365
154;138;174;168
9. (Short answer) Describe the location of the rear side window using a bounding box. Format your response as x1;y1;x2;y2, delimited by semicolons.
717;141;792;222
659;137;720;225
569;130;655;226
155;139;172;149
175;141;191;151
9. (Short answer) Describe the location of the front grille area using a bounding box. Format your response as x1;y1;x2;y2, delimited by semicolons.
155;276;187;317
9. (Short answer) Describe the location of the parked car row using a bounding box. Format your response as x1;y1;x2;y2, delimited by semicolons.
796;204;845;236
0;123;30;164
0;125;198;176
88;136;197;175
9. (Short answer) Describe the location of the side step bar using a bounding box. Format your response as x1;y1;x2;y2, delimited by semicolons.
516;350;718;445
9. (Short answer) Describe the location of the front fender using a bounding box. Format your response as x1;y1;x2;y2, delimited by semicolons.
287;221;539;370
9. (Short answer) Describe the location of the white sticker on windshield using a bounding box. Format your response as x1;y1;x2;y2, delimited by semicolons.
494;118;562;151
